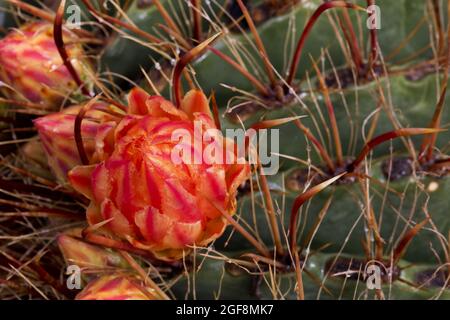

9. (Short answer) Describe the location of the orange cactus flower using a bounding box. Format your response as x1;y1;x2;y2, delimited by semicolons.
0;22;91;109
76;275;156;300
69;89;250;260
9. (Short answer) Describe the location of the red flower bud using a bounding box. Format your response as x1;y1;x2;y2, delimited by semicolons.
0;22;91;109
69;89;250;260
34;103;116;183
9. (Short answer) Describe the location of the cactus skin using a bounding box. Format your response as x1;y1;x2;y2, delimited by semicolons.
100;1;165;80
171;253;450;300
218;72;450;172
193;0;430;103
102;0;430;104
217;161;449;264
0;22;90;109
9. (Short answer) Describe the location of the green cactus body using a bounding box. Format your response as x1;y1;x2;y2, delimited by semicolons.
171;252;450;299
217;163;449;264
217;72;449;171
102;1;431;101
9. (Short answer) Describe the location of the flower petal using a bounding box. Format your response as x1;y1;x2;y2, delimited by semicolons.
181;90;211;119
128;87;150;115
134;206;172;244
68;165;96;199
101;199;136;238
